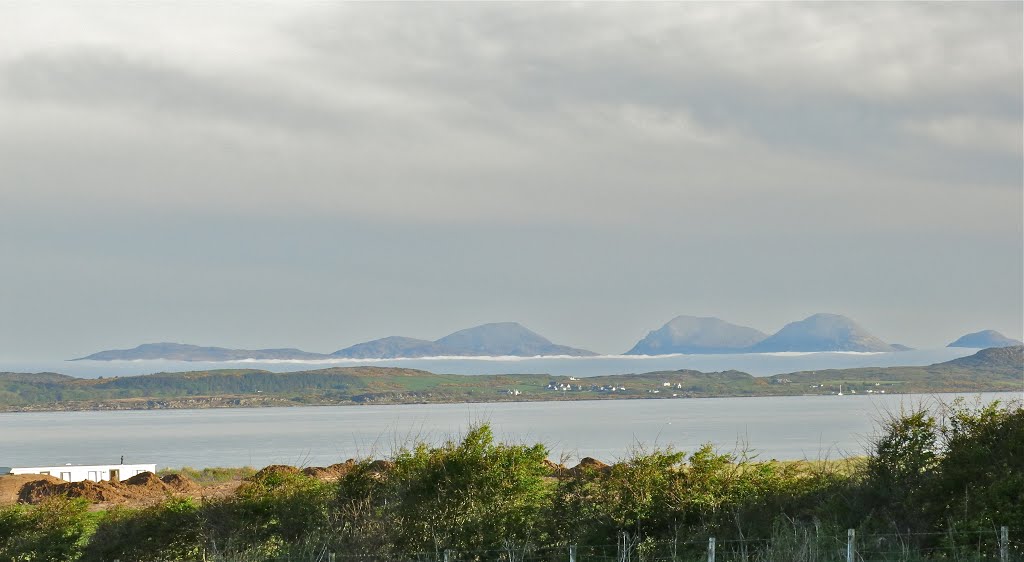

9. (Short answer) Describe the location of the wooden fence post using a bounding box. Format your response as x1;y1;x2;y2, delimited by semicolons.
846;529;855;562
1000;526;1009;562
707;537;715;562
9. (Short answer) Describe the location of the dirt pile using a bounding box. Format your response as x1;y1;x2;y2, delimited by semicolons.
161;473;201;494
15;472;201;507
567;457;612;476
19;479;127;504
250;465;301;480
301;461;356;481
0;474;62;504
124;471;168;488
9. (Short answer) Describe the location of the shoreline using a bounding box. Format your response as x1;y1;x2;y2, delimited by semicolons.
2;387;1020;415
3;346;1020;413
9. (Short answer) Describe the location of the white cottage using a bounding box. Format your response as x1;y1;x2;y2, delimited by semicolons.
0;463;156;483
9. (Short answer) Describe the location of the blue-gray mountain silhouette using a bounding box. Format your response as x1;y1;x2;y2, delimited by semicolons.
74;343;328;361
332;322;596;358
947;330;1023;349
746;313;896;352
76;323;597;361
330;336;442;358
625;316;768;355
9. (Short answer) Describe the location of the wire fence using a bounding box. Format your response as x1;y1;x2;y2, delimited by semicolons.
209;527;1021;562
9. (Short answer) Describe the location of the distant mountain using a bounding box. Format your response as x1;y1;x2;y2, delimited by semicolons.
947;330;1023;349
332;322;597;358
890;344;914;352
434;322;595;356
746;313;896;353
943;345;1023;372
331;336;442;359
625;316;768;355
74;343;329;362
75;324;597;362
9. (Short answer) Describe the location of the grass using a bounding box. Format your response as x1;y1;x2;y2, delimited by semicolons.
156;466;256;484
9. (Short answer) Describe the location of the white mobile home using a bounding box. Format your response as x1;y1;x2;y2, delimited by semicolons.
0;463;156;483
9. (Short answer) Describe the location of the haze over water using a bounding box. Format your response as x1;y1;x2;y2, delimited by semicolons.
1;348;978;379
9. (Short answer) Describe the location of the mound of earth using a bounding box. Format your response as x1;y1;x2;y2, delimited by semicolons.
0;474;62;504
124;471;166;487
329;461;356;475
301;461;355;481
250;465;301;480
161;473;201;494
15;471;199;506
119;472;177;500
567;457;611;476
19;479;127;504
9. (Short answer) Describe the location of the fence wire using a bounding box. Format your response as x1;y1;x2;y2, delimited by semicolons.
218;527;1020;562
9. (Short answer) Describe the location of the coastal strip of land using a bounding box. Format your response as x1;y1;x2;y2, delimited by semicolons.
1;346;1020;413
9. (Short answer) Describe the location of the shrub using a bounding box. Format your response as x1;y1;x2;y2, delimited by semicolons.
0;497;96;562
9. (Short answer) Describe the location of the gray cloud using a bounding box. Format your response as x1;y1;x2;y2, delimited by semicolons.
0;3;1020;357
1;50;357;135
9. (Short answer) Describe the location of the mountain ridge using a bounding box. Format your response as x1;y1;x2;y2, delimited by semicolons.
332;322;597;358
73;343;329;362
74;316;1014;361
74;323;597;361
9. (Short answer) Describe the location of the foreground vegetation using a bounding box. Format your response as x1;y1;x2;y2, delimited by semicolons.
0;347;1020;412
1;398;1021;561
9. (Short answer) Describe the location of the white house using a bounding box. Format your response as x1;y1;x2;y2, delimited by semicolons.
0;463;156;483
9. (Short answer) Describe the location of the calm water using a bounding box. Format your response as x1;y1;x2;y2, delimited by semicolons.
0;348;978;379
1;392;1019;469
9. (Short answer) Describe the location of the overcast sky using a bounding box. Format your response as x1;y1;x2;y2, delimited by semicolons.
1;2;1021;359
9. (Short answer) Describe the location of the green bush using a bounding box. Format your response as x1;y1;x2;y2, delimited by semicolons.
79;498;205;562
0;497;96;562
336;424;552;557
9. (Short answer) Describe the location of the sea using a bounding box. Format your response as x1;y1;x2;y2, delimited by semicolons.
2;392;1020;470
3;349;1019;469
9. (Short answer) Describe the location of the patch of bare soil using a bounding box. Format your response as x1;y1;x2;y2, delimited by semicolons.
197;479;244;500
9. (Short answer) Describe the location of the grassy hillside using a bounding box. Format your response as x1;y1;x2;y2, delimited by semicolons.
1;347;1020;412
